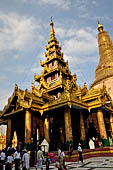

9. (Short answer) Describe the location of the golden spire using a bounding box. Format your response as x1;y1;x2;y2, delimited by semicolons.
50;17;55;37
97;20;104;32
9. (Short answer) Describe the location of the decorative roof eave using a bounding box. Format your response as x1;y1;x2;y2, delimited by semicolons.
46;41;61;50
31;82;55;101
102;105;113;112
31;94;44;105
42;67;71;78
40;53;65;67
88;102;113;113
2;84;46;116
45;84;65;93
3;108;24;118
0;119;8;125
83;97;103;111
34;74;41;82
82;86;105;102
48;37;57;44
82;92;102;102
42;99;88;112
2;84;20;115
86;86;113;112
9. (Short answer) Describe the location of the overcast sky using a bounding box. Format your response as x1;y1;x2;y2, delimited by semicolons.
0;0;113;110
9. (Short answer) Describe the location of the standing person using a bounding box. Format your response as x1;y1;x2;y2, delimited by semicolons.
77;143;83;164
36;146;44;170
0;150;6;167
22;149;30;170
14;149;21;170
57;147;61;158
89;138;95;149
68;143;73;156
45;153;50;170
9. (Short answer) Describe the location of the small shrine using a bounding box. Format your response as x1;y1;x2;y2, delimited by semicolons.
41;139;49;153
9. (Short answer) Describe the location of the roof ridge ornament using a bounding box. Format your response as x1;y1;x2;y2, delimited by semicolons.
97;20;104;32
50;16;55;37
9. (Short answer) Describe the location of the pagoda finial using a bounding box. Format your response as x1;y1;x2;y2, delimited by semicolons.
97;20;104;32
50;16;55;37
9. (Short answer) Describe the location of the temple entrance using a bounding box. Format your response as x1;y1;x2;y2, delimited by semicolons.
85;113;99;142
87;122;98;138
11;112;25;147
49;109;65;151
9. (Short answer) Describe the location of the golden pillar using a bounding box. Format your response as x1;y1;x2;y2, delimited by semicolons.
110;112;113;139
44;117;50;142
64;108;73;142
7;119;11;145
25;110;31;144
80;111;86;140
97;109;107;139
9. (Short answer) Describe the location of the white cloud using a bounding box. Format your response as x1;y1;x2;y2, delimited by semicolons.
0;12;44;54
55;25;97;56
21;0;71;9
0;89;12;110
39;0;70;9
54;24;98;67
64;54;97;65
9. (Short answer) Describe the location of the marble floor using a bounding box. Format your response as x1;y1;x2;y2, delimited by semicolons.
10;157;113;170
30;157;113;170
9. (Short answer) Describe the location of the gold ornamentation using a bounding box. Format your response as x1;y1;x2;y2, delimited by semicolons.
91;21;113;88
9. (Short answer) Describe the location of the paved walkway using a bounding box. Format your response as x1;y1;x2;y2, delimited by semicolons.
30;157;113;169
10;157;113;169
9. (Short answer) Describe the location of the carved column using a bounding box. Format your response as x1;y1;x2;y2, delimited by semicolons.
110;112;113;138
80;111;86;140
97;109;107;139
44;117;50;142
6;118;12;145
64;107;73;142
25;110;31;144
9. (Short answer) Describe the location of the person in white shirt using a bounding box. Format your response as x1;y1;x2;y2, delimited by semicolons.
57;147;61;158
36;147;44;170
77;143;83;163
22;149;30;170
14;149;21;170
0;150;6;165
5;153;14;170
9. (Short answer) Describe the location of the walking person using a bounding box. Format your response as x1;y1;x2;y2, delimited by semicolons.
56;148;66;170
36;146;44;170
22;149;30;170
77;143;83;164
14;149;21;170
61;151;67;170
5;152;14;170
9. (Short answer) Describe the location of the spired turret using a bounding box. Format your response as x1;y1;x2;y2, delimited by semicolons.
34;18;72;98
91;21;113;100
